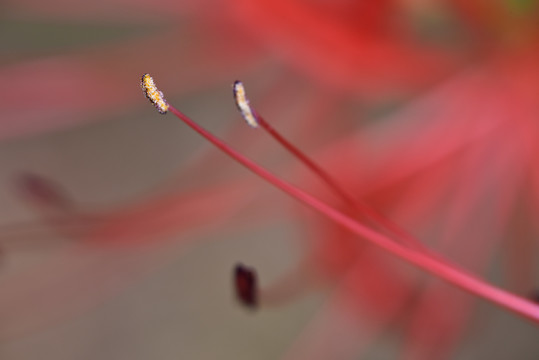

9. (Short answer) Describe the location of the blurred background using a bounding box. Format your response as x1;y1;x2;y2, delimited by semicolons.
0;1;538;359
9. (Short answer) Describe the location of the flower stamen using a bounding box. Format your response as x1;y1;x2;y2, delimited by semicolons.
141;74;169;114
233;81;429;252
141;75;539;324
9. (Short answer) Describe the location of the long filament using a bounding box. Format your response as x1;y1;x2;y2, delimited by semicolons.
167;104;539;324
255;112;429;251
233;81;428;251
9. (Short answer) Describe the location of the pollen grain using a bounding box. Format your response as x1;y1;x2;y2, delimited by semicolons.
141;73;169;114
233;81;259;128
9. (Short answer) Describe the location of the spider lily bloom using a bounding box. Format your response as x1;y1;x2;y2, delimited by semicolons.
1;2;539;360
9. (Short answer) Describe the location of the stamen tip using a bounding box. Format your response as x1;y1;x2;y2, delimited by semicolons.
232;80;259;128
233;263;258;309
141;73;169;114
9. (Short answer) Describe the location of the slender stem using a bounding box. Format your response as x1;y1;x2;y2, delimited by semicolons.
256;114;357;209
255;112;428;251
168;105;539;324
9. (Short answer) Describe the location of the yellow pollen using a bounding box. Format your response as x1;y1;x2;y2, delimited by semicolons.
141;73;169;114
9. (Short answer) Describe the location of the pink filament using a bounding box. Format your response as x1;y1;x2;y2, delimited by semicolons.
167;104;539;324
253;111;429;252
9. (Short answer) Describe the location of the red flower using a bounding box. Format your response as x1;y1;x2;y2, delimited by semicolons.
1;1;538;359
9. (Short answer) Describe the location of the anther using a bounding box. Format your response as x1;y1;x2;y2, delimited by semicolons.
17;173;72;210
141;73;169;114
234;263;258;309
233;81;259;128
